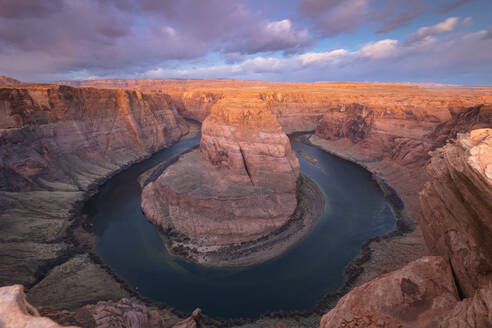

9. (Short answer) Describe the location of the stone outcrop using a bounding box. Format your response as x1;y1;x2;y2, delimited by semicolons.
0;284;75;328
141;97;301;264
320;256;491;328
320;129;492;328
0;84;188;308
0;284;203;328
419;129;492;297
0;75;21;86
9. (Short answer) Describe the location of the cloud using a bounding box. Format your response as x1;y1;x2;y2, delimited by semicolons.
439;0;474;13
359;39;399;59
299;0;370;37
297;49;351;66
0;0;311;80
299;0;428;36
375;1;427;34
144;22;492;84
462;17;473;26
222;18;311;55
407;17;460;42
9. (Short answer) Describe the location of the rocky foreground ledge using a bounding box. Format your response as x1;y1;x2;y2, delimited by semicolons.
141;97;325;266
0;284;202;328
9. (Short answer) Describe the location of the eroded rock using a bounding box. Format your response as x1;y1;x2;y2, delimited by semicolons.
419;128;492;297
142;97;301;264
0;284;75;328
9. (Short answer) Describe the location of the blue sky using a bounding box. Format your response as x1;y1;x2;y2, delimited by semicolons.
1;0;491;84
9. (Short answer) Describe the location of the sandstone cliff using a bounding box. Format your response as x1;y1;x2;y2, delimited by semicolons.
420;129;492;298
1;79;491;325
320;129;492;328
0;84;188;309
141;97;301;265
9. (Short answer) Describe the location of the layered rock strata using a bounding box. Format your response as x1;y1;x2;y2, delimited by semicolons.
141;97;301;265
0;84;188;308
420;129;492;297
321;129;492;328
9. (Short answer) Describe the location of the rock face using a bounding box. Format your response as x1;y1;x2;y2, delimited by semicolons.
0;75;21;86
320;256;491;328
141;97;300;263
320;130;492;328
419;129;492;298
0;284;74;328
0;84;188;308
0;84;188;193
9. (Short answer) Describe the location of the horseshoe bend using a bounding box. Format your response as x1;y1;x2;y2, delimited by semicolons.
0;76;490;327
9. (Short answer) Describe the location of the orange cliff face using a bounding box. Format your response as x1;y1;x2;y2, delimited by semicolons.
0;84;188;192
141;97;301;264
0;84;188;291
200;97;300;191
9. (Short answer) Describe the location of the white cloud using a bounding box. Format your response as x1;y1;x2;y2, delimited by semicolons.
359;39;398;59
297;49;351;66
407;17;459;42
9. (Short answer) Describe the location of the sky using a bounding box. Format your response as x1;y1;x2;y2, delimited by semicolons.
1;0;491;84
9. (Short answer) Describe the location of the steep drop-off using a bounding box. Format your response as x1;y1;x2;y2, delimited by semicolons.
420;129;492;297
0;84;188;310
320;129;492;328
1;79;491;327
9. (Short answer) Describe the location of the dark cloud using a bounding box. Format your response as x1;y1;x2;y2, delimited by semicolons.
299;0;428;37
0;0;64;18
299;0;369;37
0;0;311;80
440;0;474;13
375;1;427;34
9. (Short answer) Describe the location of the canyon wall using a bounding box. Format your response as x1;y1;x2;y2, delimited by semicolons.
420;129;492;297
320;129;492;328
1;78;491;326
0;84;188;309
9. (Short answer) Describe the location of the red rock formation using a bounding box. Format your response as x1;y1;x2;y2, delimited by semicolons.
0;284;203;328
0;84;188;301
0;284;75;328
0;84;188;192
0;75;21;85
141;97;300;262
320;256;491;328
419;129;492;297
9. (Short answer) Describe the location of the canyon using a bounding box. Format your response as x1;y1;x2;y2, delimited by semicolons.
0;77;491;327
141;96;306;265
